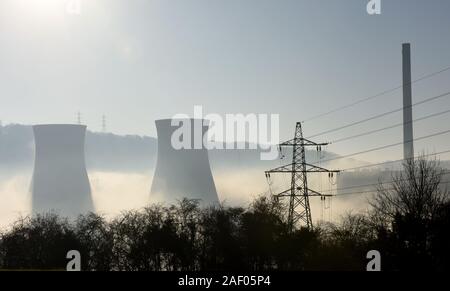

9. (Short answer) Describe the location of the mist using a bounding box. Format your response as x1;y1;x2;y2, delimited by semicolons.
0;123;414;228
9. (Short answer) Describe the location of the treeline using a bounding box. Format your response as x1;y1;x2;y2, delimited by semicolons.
0;157;449;271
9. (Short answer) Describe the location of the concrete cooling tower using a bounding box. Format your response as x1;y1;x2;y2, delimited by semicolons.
150;119;219;206
31;124;94;217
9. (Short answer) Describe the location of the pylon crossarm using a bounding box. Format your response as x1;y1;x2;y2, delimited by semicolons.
304;163;340;173
267;164;339;173
275;189;292;197
279;138;328;147
276;187;334;198
265;163;294;173
307;188;334;197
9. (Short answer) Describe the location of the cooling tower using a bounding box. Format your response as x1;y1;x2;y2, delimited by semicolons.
31;124;94;217
150;119;219;206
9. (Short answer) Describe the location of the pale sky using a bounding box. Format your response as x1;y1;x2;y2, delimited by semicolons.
1;0;450;163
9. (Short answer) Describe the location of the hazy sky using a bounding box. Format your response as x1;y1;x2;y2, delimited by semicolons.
1;0;450;163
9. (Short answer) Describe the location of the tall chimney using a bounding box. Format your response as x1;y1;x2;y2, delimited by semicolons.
402;43;414;160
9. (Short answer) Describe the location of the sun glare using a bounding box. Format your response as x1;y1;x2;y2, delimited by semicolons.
13;0;70;24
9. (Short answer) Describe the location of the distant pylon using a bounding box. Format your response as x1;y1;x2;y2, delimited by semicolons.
77;111;82;125
102;114;106;132
265;122;339;231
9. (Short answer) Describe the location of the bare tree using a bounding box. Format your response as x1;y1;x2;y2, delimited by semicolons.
368;156;450;270
370;156;448;224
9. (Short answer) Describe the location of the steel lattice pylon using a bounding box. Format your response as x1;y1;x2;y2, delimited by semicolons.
265;122;339;231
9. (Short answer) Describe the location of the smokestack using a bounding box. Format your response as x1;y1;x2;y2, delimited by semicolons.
402;43;414;160
150;119;219;206
31;124;94;217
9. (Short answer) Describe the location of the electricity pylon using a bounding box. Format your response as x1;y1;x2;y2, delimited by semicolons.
265;122;339;231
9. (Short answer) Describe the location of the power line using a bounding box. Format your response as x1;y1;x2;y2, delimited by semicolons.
322;171;450;193
340;149;450;171
317;128;450;164
330;108;450;144
302;65;450;123
307;90;450;139
334;180;450;197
